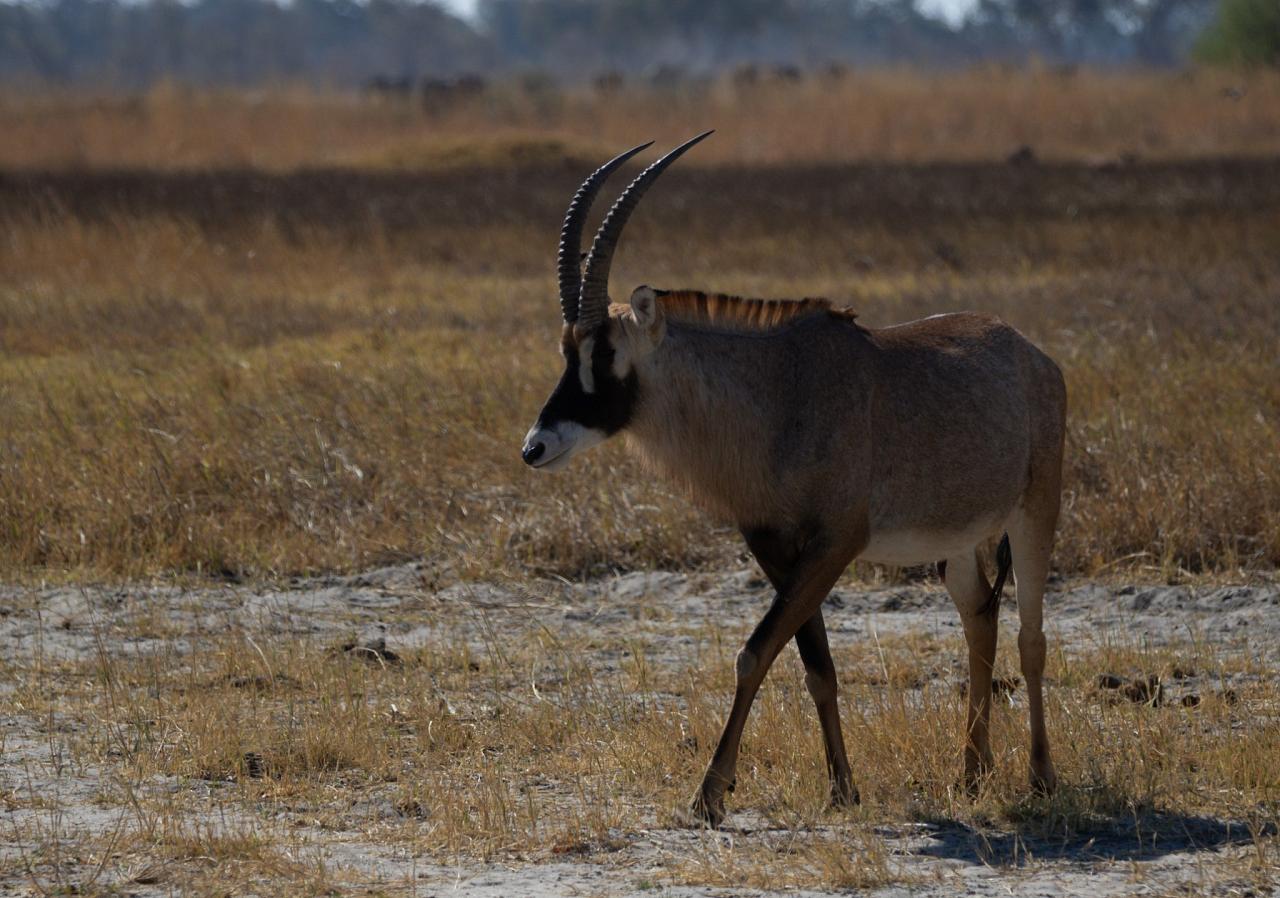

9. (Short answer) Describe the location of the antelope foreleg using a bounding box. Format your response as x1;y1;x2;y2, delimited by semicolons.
689;549;852;827
742;528;857;809
795;611;858;807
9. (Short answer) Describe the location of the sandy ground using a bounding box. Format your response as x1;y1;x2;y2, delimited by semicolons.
2;566;1278;896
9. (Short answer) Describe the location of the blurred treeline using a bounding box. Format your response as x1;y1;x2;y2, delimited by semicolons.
0;0;1233;90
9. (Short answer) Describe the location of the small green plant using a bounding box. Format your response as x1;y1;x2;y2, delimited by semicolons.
1196;0;1280;67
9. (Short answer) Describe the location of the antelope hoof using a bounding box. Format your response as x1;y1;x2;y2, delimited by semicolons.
831;775;860;808
685;787;726;829
963;752;994;797
1030;764;1057;796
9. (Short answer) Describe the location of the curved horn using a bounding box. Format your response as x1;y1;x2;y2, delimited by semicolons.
576;130;714;334
558;141;654;324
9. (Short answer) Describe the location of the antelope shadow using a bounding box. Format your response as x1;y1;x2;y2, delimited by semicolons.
897;810;1273;867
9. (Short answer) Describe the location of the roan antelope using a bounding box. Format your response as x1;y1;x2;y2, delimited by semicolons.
521;133;1066;827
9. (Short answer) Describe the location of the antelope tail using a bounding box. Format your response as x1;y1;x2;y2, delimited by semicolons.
978;534;1013;618
934;533;1011;617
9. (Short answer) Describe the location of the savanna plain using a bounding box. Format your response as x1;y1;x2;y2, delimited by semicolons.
1;70;1279;896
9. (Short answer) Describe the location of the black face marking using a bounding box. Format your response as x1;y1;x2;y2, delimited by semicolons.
535;330;638;435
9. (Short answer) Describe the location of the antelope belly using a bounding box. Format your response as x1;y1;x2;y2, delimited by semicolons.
859;518;1003;565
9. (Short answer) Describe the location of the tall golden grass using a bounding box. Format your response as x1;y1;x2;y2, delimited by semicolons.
1;147;1277;582
1;66;1279;171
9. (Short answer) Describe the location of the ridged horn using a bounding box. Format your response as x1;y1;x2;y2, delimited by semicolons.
576;130;713;334
557;141;654;324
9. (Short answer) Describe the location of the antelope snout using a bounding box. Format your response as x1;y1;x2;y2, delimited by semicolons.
521;440;546;466
521;424;566;471
521;421;605;471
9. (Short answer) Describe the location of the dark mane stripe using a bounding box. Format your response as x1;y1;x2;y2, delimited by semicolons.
653;289;859;333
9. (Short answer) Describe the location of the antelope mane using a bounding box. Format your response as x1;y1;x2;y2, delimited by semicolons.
611;289;861;335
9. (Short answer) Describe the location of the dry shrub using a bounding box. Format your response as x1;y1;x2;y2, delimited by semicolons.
3;68;1280;170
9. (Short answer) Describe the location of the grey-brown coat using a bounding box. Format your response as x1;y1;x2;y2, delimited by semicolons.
522;137;1066;827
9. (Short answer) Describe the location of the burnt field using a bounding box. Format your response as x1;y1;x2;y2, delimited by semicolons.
5;155;1280;245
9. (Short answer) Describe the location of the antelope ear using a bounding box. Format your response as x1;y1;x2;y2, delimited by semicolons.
629;285;659;330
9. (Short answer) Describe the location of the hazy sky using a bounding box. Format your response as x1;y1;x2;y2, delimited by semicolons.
437;0;979;27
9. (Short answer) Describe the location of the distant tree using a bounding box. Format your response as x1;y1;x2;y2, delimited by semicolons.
1130;0;1219;65
962;0;1216;65
0;0;495;89
0;0;1238;88
477;0;981;74
1195;0;1280;66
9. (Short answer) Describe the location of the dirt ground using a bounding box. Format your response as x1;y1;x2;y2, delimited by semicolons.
2;565;1277;896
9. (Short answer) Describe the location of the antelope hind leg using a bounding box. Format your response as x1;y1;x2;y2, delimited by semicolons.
945;550;999;794
1007;506;1058;795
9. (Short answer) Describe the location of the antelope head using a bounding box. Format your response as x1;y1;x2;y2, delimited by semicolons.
521;132;712;471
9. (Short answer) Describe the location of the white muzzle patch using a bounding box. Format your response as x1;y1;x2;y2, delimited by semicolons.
522;421;606;471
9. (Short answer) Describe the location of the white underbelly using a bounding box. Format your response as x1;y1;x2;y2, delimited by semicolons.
860;517;1003;565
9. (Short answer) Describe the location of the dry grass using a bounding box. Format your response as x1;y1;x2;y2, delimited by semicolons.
2;66;1280;171
1;152;1278;582
2;582;1277;893
2;71;1279;897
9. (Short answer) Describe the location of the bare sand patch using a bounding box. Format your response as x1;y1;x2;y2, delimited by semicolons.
2;568;1276;895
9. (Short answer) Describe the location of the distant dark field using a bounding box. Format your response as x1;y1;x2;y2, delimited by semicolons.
5;156;1280;238
2;156;1278;580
